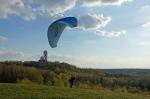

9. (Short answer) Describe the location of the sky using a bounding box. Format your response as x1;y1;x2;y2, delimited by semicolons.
0;0;150;69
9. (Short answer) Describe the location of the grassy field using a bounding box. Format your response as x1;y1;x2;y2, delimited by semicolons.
0;83;149;99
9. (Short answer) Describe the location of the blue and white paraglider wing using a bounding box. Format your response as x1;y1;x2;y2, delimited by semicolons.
47;17;78;48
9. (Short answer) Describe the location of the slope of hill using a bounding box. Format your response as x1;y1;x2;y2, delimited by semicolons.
0;61;150;95
0;83;149;99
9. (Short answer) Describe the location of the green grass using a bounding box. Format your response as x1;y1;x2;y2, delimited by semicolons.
0;83;149;99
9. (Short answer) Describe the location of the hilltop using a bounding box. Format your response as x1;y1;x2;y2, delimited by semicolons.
0;61;150;97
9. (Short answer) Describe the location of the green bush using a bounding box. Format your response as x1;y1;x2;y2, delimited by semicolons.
17;78;34;84
0;64;43;84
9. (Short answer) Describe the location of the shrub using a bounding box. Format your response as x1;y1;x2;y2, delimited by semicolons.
0;64;43;84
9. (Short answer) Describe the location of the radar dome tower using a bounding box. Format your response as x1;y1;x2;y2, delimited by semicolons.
43;50;48;62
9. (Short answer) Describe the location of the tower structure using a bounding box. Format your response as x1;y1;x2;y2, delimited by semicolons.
39;50;48;62
43;50;48;62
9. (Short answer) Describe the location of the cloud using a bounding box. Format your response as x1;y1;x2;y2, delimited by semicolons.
138;41;150;46
78;13;126;37
43;55;104;68
0;0;36;20
82;0;133;7
142;22;150;28
0;48;33;61
140;5;150;12
0;0;128;38
78;14;111;30
95;30;126;37
0;48;25;61
139;5;150;21
29;0;76;18
0;35;8;42
0;0;76;20
0;0;134;20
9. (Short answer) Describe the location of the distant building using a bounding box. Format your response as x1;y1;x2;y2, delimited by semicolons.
39;50;48;62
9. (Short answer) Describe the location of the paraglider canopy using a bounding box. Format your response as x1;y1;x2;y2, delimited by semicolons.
47;17;78;48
